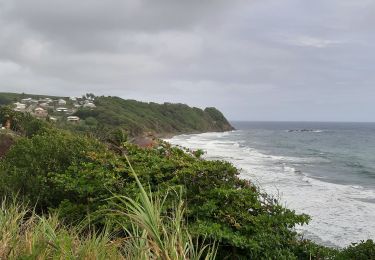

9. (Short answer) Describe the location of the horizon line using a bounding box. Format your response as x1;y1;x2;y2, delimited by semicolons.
230;120;375;124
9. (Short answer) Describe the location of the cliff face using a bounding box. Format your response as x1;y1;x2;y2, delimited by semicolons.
74;96;234;136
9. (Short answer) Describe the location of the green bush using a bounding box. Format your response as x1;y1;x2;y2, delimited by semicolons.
337;240;375;260
0;107;49;137
73;96;234;137
0;131;312;258
0;129;107;212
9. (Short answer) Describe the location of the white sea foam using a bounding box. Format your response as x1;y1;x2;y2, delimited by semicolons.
165;132;375;247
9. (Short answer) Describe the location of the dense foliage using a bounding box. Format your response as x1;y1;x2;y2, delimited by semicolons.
0;126;310;258
0;96;12;106
0;106;49;137
73;96;234;136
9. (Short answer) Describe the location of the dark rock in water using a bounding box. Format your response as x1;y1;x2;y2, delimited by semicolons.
0;131;17;158
288;129;316;133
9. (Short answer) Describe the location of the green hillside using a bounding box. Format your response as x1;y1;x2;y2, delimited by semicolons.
0;92;63;105
74;96;234;136
0;92;234;137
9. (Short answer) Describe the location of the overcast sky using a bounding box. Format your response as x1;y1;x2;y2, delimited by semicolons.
0;0;374;121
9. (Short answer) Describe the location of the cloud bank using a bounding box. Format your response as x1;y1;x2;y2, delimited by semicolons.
0;0;374;121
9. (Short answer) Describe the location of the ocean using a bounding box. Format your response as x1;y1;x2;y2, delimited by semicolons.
165;121;375;248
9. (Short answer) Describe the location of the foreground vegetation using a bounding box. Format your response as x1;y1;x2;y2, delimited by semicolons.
0;171;217;260
1;107;375;259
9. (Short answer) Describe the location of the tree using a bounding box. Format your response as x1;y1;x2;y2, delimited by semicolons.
0;106;17;130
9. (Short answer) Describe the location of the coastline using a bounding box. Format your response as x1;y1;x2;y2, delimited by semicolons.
155;128;235;140
165;129;375;248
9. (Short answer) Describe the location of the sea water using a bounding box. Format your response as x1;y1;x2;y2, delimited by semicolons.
165;122;375;247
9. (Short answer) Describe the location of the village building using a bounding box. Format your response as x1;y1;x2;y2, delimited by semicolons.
83;102;96;108
21;98;31;104
67;116;80;123
56;107;68;113
34;107;48;118
14;102;26;111
58;99;67;105
39;98;53;104
21;98;38;104
39;103;50;108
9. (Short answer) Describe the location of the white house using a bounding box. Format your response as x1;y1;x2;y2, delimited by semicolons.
34;107;48;118
58;99;67;105
21;98;31;104
39;98;52;104
56;107;68;112
14;102;26;111
67;116;80;122
39;103;50;108
83;102;96;108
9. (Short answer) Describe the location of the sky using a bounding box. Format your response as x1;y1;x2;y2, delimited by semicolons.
0;0;374;122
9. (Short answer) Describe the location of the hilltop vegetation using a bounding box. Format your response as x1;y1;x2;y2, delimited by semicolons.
0;92;63;106
74;96;233;137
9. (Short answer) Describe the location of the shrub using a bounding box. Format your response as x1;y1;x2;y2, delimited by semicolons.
337;240;375;260
0;129;107;212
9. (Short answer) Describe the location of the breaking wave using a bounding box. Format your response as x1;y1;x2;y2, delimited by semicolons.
166;131;375;248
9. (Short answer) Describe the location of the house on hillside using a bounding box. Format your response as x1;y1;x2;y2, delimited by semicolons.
58;99;67;105
22;98;38;104
67;116;80;123
34;107;48;118
14;102;26;111
56;107;68;113
39;102;50;108
39;98;53;104
83;102;96;108
21;98;32;104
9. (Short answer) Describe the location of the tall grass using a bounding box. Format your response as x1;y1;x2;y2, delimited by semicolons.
108;155;217;260
0;158;217;259
0;198;124;259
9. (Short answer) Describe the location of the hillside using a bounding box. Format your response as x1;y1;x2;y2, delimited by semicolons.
74;96;234;136
0;92;234;137
0;92;63;106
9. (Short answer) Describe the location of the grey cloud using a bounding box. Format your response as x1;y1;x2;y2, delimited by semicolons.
0;0;374;121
